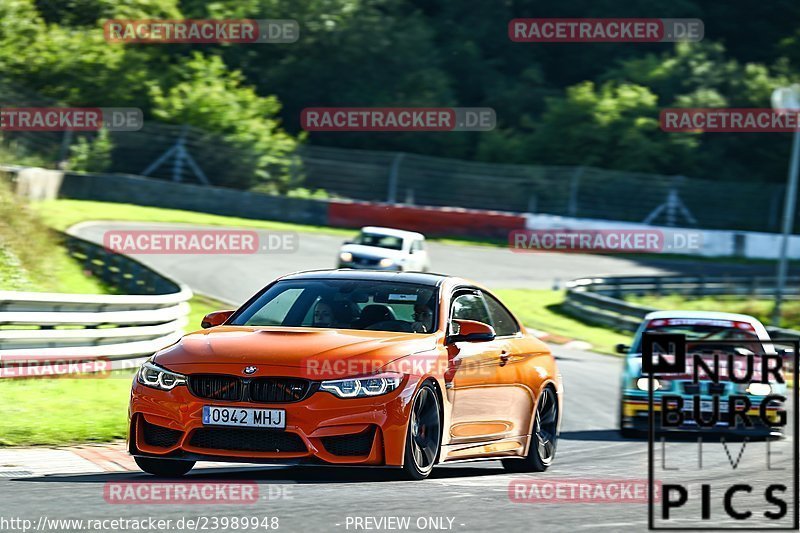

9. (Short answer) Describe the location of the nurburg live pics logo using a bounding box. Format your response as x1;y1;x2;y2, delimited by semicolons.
642;333;799;530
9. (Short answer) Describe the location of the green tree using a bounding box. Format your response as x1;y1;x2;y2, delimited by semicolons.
149;53;301;191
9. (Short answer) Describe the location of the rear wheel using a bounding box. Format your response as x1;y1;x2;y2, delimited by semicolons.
399;382;441;480
503;386;558;473
134;456;195;477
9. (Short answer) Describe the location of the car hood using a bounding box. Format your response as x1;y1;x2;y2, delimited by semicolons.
153;326;437;379
340;243;406;259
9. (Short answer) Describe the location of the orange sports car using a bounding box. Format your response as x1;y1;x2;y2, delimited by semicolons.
128;270;563;480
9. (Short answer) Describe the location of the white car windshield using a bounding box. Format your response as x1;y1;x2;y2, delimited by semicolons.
353;232;404;251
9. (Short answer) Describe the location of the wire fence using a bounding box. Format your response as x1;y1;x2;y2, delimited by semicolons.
0;81;789;233
298;145;786;233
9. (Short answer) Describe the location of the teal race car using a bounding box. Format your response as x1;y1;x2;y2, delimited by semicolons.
618;310;789;437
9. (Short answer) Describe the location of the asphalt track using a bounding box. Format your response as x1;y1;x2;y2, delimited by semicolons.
0;221;795;532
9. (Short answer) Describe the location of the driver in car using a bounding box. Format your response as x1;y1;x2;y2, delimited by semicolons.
411;303;433;333
312;300;334;327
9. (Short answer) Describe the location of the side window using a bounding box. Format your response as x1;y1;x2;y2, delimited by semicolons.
484;294;520;337
412;240;424;252
451;292;491;325
244;288;303;326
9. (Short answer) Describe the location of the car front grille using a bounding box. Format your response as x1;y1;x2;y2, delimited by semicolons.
250;378;310;403
320;427;376;456
142;420;183;448
189;428;307;453
189;375;242;401
681;382;701;395
188;375;312;403
351;254;380;266
681;382;728;395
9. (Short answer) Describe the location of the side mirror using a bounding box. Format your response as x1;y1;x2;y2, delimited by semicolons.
201;310;234;329
448;319;496;343
615;343;630;355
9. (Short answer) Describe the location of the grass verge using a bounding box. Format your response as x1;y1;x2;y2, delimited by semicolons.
626;294;800;330
0;371;135;446
495;289;632;355
33;199;355;235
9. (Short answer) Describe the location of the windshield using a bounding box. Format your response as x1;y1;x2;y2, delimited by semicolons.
631;318;761;353
231;279;438;333
353;232;404;251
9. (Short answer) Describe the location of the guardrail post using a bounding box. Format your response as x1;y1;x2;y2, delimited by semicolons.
614;279;622;300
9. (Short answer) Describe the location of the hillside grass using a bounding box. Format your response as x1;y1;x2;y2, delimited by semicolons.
496;289;632;355
626;294;800;330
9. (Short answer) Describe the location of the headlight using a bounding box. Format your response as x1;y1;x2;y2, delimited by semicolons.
746;383;772;396
320;372;403;398
636;377;661;391
378;258;394;267
137;361;187;391
339;252;353;262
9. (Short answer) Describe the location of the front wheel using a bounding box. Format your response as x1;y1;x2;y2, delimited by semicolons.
618;401;639;438
135;456;195;477
399;382;442;480
503;386;558;473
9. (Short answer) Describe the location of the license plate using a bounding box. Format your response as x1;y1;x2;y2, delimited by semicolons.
202;406;285;429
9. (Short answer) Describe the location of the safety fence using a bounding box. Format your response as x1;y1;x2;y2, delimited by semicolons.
0;76;789;234
0;232;192;378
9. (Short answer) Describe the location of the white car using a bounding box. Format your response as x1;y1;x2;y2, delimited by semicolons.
337;226;430;272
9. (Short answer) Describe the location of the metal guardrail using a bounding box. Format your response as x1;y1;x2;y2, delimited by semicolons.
0;232;192;376
563;275;800;340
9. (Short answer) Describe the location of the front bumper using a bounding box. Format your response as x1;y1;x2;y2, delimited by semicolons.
129;374;421;466
621;390;784;435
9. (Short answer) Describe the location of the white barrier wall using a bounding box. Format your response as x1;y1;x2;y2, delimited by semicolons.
524;213;800;259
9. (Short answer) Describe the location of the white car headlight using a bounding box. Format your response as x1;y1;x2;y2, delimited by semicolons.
636;377;661;391
746;383;772;396
320;372;403;398
137;361;187;391
378;258;394;267
339;252;353;263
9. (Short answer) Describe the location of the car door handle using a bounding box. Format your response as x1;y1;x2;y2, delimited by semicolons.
499;352;510;366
